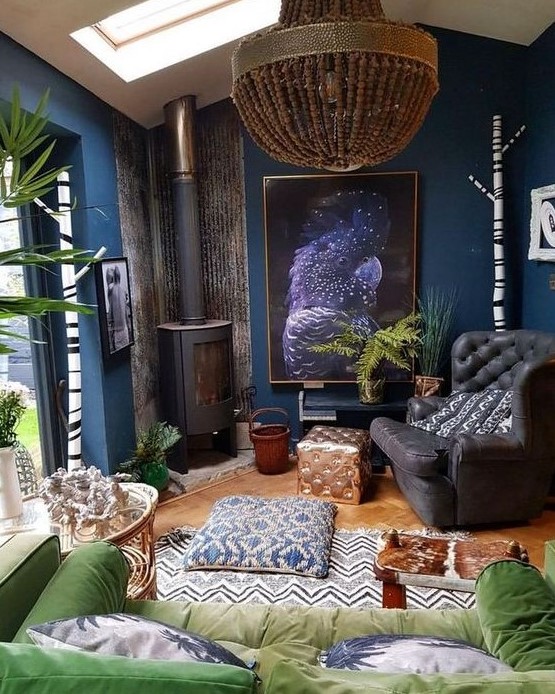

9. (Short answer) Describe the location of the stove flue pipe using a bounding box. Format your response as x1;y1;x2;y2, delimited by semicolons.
163;95;205;325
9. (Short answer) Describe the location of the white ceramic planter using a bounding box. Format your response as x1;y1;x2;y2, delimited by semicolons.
0;446;23;519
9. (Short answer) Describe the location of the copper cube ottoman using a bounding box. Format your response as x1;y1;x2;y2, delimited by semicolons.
296;425;371;505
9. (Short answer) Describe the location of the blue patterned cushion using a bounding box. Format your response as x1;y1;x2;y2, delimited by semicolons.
410;389;512;437
26;613;250;669
320;635;512;674
182;495;337;577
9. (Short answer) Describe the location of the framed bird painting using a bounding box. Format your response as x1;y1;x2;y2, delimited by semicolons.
264;172;418;383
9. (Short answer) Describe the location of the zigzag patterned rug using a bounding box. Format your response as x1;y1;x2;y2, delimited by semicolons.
155;527;476;610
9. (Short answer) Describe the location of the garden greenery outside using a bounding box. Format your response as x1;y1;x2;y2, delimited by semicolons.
1;151;41;478
17;403;41;469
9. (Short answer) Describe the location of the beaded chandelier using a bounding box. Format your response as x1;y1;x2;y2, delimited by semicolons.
231;0;439;171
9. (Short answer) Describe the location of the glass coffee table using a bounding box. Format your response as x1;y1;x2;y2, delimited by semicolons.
0;482;158;600
373;529;529;608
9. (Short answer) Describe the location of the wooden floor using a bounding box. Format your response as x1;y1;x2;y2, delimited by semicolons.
154;463;555;571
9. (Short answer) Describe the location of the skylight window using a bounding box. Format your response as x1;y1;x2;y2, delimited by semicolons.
71;0;280;82
95;0;233;47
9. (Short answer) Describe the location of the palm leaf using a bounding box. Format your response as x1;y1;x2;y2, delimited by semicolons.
0;87;70;209
0;87;100;356
0;296;93;316
0;245;93;266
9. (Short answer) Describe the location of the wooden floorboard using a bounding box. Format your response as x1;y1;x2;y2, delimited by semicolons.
154;463;555;571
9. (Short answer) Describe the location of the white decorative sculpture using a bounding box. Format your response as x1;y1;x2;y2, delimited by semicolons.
38;466;129;531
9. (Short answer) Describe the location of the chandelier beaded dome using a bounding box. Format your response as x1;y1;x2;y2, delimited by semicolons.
231;0;439;171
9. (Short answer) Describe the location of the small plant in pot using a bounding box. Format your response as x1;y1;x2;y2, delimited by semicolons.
118;421;181;492
0;382;30;519
415;287;458;397
310;312;421;404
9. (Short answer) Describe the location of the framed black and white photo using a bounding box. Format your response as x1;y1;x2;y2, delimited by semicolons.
95;257;134;359
529;184;555;261
264;171;418;383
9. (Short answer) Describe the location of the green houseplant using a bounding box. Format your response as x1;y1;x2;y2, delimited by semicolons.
0;381;30;518
118;422;182;492
310;312;421;403
0;86;93;354
0;381;28;448
415;287;458;396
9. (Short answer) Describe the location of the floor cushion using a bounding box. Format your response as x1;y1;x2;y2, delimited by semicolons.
182;495;337;577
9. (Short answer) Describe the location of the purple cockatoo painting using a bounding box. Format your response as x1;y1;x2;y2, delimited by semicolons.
282;190;390;380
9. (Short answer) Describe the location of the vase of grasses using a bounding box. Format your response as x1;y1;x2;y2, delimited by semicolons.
0;382;28;518
415;287;458;397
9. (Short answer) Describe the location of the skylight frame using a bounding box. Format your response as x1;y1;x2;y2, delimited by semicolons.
70;0;280;82
93;0;239;48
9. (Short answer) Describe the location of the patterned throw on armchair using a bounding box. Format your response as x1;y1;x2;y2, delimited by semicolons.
370;330;555;527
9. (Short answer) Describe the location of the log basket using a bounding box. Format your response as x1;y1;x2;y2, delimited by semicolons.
249;407;290;475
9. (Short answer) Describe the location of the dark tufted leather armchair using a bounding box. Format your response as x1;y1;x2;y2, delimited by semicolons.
370;330;555;527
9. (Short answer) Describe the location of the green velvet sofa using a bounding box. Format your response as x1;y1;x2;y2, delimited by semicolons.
2;533;555;693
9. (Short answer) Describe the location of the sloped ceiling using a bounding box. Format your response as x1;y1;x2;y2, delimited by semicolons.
0;0;553;127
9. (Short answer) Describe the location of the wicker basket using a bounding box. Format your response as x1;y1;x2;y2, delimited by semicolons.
249;407;290;475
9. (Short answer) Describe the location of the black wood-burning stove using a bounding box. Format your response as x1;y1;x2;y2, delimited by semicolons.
158;96;236;472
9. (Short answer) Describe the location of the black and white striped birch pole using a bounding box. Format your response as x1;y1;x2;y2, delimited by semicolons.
34;172;106;470
469;115;525;330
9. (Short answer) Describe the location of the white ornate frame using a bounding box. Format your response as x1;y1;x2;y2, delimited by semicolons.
529;184;555;261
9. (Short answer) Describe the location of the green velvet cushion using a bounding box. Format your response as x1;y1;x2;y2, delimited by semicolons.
13;541;129;643
545;541;555;597
0;534;60;642
475;559;555;671
264;659;555;693
126;600;485;683
0;643;258;694
126;600;485;652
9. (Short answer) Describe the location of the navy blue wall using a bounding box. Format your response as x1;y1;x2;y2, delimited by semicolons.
523;23;555;330
244;27;527;444
1;23;543;459
0;33;136;473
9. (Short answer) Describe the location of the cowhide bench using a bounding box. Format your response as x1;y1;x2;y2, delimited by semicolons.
373;529;529;608
296;425;371;505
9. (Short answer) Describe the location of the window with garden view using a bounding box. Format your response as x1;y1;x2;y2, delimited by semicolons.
0;177;41;479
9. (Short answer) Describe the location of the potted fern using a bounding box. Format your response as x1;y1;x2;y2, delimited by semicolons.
310;312;421;403
118;421;181;492
415;287;458;397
